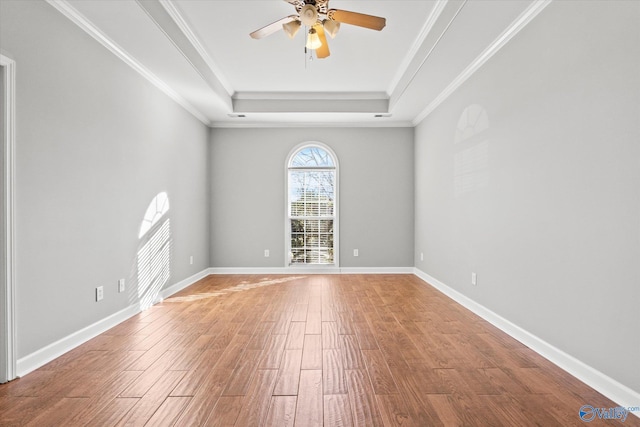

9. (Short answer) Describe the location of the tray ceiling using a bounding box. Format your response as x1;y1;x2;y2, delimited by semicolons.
49;0;549;127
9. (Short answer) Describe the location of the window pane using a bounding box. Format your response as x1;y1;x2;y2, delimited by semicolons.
291;219;305;232
289;249;334;265
291;233;304;248
289;170;335;217
289;219;334;265
290;146;335;168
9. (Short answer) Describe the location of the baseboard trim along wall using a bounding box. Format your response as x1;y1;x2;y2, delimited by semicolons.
156;268;214;303
16;304;140;377
207;267;414;275
413;268;640;415
16;268;211;378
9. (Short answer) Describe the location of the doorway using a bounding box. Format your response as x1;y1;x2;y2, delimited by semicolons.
1;54;16;383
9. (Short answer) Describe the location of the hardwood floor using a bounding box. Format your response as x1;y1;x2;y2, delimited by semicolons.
0;274;635;426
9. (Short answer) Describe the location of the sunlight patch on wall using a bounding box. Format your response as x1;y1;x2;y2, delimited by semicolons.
139;191;169;238
137;193;172;310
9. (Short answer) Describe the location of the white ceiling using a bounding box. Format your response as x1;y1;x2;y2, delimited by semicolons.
49;0;549;127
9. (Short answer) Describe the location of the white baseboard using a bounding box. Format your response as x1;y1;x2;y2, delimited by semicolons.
209;267;307;275
413;268;640;414
16;304;139;377
339;267;414;274
16;268;210;378
157;268;213;302
208;267;414;275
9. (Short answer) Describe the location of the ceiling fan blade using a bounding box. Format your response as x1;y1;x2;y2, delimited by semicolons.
313;24;330;59
328;9;386;31
250;15;297;39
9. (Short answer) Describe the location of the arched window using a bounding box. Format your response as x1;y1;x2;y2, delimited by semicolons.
287;143;338;266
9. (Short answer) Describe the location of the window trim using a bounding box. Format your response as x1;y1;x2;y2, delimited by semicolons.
284;142;339;268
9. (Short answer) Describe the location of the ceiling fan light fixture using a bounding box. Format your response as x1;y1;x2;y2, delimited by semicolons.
306;28;322;50
282;20;301;39
300;4;319;27
323;19;340;38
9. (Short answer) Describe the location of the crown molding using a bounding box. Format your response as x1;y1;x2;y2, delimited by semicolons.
390;0;467;113
233;91;388;101
412;0;553;126
135;0;232;110
387;0;449;96
158;0;234;96
45;0;210;125
210;120;414;129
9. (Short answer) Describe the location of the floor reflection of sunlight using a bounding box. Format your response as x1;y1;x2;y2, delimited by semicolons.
166;276;306;303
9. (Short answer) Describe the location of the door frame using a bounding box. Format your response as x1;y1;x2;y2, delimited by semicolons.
1;54;17;383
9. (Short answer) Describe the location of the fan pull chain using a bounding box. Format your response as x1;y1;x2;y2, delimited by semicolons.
304;25;310;68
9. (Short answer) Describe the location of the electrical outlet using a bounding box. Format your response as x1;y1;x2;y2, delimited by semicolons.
264;249;270;257
118;279;125;293
420;252;424;261
190;255;193;265
96;286;104;301
471;272;477;286
353;249;359;257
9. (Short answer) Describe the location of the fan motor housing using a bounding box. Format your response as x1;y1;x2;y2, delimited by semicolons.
298;0;328;15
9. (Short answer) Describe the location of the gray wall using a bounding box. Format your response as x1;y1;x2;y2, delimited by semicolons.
210;127;414;269
1;1;210;358
414;1;640;392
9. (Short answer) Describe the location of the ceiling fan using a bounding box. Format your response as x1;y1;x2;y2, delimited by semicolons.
249;0;386;59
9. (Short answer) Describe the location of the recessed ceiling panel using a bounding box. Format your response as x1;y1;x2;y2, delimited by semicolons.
173;0;436;93
49;0;547;126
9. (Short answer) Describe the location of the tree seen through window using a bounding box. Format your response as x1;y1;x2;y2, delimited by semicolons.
288;145;337;265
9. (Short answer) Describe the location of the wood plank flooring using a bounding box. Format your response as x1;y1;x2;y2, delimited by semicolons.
0;274;635;426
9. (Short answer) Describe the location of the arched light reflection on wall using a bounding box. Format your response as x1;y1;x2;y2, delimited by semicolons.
454;104;490;198
455;104;489;144
137;192;172;310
